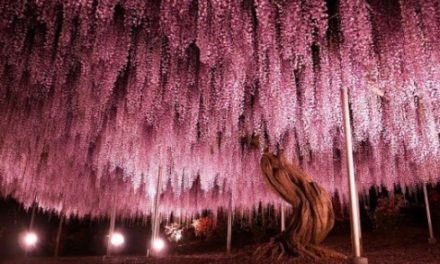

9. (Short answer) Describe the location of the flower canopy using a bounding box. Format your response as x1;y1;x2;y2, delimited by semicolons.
0;0;439;217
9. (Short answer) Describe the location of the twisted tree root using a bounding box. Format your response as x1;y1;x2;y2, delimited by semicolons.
255;152;346;262
254;236;346;262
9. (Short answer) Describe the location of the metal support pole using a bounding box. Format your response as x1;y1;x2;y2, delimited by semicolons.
29;203;36;230
422;183;437;244
54;215;64;257
226;191;232;254
281;203;286;232
149;166;163;256
25;202;37;257
106;204;116;257
342;86;368;264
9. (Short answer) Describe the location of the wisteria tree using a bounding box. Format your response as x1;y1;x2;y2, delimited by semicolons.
257;152;342;260
0;0;439;241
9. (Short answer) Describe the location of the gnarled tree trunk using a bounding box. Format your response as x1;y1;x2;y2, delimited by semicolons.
256;152;345;261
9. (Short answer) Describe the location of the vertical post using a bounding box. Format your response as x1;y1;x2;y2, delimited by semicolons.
226;191;232;254
153;211;160;241
29;203;36;230
25;202;37;257
281;203;286;232
149;166;163;256
341;86;368;264
54;215;64;257
106;204;116;257
146;216;150;258
422;183;437;244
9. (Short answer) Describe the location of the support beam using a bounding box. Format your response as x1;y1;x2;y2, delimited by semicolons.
29;203;36;230
54;215;64;257
106;204;116;257
341;86;368;264
281;203;286;232
422;183;437;244
226;191;232;254
148;166;163;257
25;202;37;257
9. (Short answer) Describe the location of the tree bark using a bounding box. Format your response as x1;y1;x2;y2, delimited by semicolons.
256;152;345;260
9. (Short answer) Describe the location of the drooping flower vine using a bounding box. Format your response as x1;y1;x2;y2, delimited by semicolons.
0;0;438;218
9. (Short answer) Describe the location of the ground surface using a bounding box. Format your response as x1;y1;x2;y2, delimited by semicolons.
2;226;439;264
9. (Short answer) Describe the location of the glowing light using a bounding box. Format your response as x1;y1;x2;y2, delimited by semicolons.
175;232;182;241
152;238;165;251
110;232;125;247
23;232;38;247
165;223;184;242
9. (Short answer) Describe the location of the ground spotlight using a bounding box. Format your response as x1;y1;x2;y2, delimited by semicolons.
110;232;125;247
20;231;38;250
175;231;182;241
152;238;165;251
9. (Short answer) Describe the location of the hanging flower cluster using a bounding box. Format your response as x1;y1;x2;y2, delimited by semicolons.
0;0;439;218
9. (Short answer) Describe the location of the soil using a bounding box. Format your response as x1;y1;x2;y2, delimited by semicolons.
2;225;439;264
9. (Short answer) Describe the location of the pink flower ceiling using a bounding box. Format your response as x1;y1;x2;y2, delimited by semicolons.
0;0;439;217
